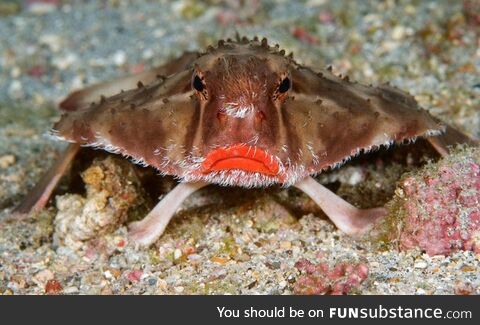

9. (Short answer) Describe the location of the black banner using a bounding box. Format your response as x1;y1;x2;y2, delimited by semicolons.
0;295;477;324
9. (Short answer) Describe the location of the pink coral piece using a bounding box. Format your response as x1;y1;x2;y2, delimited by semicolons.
399;160;480;255
294;259;368;295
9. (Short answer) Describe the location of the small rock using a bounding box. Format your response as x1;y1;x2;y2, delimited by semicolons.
53;156;148;250
27;1;60;15
112;51;127;66
10;67;20;78
233;253;251;262
52;53;77;69
187;254;202;261
8;80;23;100
0;155;15;169
45;279;63;294
346;168;364;185
414;260;428;269
8;275;26;290
142;48;154;60
280;241;292;250
294;259;369;295
33;269;54;285
174;286;184;293
39;34;62;52
104;270;113;280
126;270;143;283
391;25;407;40
454;281;475;295
157;279;167;290
173;248;182;260
211;256;229;264
63;286;79;294
148;278;157;286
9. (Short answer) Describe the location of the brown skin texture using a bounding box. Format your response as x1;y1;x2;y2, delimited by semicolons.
52;37;454;188
59;51;200;111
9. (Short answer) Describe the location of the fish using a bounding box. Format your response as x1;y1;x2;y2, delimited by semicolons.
16;36;478;246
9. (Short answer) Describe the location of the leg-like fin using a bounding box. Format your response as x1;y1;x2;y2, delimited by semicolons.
14;144;80;215
294;176;386;235
428;124;479;157
128;181;208;246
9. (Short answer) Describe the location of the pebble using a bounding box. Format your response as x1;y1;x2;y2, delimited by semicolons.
10;67;21;78
157;279;167;290
104;270;113;279
27;2;58;15
112;51;127;66
39;34;62;52
280;241;292;250
52;53;77;69
0;155;15;169
187;254;202;261
8;80;23;99
370;261;380;268
391;25;407;41
173;248;182;260
63;286;79;294
211;256;229;264
346;168;364;185
142;48;154;60
148;278;157;286
33;269;54;284
174;286;184;293
414;260;428;269
45;279;62;294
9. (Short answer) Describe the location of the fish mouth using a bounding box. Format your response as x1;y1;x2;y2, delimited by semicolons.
201;144;281;176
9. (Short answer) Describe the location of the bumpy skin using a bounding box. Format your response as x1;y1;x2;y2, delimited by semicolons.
59;52;200;111
51;37;445;188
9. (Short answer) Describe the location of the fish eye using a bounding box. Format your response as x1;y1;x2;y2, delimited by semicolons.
193;75;205;92
278;77;291;93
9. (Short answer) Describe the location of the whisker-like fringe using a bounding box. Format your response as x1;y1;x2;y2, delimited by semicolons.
46;128;445;188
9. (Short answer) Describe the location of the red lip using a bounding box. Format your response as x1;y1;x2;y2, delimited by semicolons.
201;144;280;176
